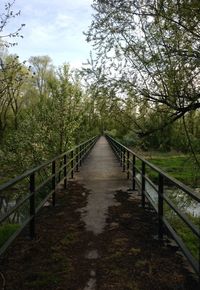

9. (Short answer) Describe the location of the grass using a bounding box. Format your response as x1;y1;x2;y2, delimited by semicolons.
164;205;199;261
134;151;200;187
0;223;20;247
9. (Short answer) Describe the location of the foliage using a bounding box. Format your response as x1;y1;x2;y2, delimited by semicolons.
82;0;200;167
0;61;101;178
0;54;30;141
164;205;199;260
144;153;200;186
0;223;20;247
86;0;200;125
0;0;25;48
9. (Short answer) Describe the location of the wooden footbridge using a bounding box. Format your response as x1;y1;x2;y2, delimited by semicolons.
0;135;199;289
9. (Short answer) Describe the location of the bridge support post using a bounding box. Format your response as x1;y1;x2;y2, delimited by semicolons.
141;161;145;208
29;173;35;239
158;173;164;240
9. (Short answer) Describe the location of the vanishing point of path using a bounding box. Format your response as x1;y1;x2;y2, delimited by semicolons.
0;137;198;290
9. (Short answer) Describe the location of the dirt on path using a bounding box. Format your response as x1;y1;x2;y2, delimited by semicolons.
0;181;198;290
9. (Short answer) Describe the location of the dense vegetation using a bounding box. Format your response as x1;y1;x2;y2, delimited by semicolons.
0;53;101;182
0;0;200;187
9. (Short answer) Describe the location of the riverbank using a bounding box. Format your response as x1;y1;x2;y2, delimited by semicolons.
133;150;200;188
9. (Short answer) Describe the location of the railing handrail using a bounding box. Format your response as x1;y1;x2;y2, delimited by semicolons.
106;134;200;275
0;135;99;256
106;135;199;202
0;136;97;192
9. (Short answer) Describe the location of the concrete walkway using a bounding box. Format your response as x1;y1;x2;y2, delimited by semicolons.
76;136;130;235
75;136;131;290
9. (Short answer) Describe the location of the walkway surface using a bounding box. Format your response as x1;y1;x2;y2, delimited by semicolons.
76;136;130;235
75;136;130;289
0;137;198;290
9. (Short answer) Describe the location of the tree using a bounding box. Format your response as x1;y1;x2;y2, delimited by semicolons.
0;54;29;141
85;0;200;134
0;0;25;48
28;56;55;98
0;0;26;141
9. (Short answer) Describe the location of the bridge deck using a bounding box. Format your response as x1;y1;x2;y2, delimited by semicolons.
0;137;198;290
75;136;130;235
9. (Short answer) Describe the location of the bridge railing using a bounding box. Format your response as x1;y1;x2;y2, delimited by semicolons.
106;134;200;276
0;136;98;256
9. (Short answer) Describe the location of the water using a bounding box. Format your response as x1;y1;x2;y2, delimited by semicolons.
0;197;23;223
135;174;200;217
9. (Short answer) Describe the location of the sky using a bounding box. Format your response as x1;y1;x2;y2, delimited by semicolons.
1;0;94;68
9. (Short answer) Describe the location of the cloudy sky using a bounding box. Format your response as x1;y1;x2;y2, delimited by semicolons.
2;0;94;68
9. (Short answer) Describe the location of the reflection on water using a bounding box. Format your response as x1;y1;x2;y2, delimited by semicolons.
136;174;200;217
0;196;23;223
166;188;200;217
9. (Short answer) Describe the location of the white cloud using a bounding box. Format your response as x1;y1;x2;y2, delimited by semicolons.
55;14;73;29
4;0;94;68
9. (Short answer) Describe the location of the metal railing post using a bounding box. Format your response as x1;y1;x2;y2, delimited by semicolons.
123;148;126;172
79;145;82;166
120;146;123;167
86;142;88;156
64;154;67;189
127;151;130;179
29;173;35;239
158;173;164;240
132;155;136;190
141;161;145;208
58;160;61;183
84;142;87;158
76;148;79;172
82;144;85;162
52;160;56;206
71;150;74;179
117;144;120;161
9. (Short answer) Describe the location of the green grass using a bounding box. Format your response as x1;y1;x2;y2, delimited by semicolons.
164;206;199;261
0;223;20;247
135;152;200;187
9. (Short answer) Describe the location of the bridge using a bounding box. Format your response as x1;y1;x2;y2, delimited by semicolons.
0;135;199;289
